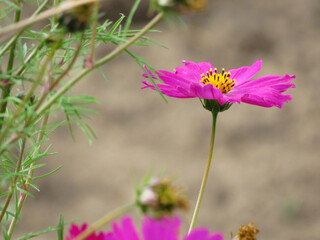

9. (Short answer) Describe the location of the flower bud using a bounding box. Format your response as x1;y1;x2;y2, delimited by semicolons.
136;177;189;218
16;92;35;104
158;0;175;7
151;0;207;13
58;1;97;32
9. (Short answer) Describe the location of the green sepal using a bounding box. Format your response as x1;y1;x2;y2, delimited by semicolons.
201;99;232;113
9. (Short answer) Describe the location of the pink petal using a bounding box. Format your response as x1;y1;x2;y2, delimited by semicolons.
104;233;115;240
209;232;224;240
66;223;106;240
189;83;226;104
158;70;192;88
184;229;224;240
184;229;210;240
142;81;191;98
228;60;262;85
241;93;278;108
108;217;140;240
227;74;295;108
174;61;214;83
142;66;157;79
142;216;180;240
236;74;295;92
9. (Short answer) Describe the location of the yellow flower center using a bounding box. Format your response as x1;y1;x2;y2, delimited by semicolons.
200;68;236;94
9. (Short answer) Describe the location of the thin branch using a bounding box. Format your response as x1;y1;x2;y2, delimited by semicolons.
16;41;45;76
34;33;84;110
0;0;99;39
0;0;54;56
7;112;50;237
90;3;99;61
75;203;135;240
0;5;22;131
0;138;26;223
0;46;57;151
35;12;164;119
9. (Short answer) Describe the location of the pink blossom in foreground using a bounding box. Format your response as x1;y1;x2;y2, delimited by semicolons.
142;60;295;108
66;223;106;240
105;216;223;240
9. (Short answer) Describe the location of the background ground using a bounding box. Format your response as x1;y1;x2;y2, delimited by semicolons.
11;0;320;239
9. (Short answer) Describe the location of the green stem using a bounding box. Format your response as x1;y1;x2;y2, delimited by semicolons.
34;11;163;118
7;112;50;238
0;5;21;131
0;0;50;57
188;111;218;233
0;45;56;150
34;33;83;110
75;203;135;240
0;137;26;223
0;12;163;154
90;3;99;61
16;41;45;76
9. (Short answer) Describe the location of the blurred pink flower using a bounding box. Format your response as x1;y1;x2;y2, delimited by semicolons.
105;216;223;240
66;223;106;240
142;60;295;108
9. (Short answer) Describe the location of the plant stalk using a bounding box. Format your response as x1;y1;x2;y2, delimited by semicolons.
34;34;84;110
0;0;50;57
7;112;50;237
75;203;135;240
90;3;99;61
0;5;21;131
0;137;26;223
0;45;56;150
188;111;218;233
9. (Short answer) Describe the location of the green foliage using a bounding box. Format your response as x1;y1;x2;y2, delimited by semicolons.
59;95;99;144
57;214;65;240
16;214;71;240
0;0;165;237
2;225;10;240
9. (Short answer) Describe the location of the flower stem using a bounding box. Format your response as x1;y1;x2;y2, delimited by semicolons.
75;203;136;240
188;111;218;233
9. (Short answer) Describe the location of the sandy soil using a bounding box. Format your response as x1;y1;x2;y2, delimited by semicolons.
10;0;320;239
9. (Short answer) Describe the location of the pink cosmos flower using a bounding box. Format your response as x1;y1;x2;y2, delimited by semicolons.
141;60;295;108
105;216;223;240
66;223;107;240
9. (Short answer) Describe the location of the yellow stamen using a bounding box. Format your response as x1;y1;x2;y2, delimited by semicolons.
200;68;236;93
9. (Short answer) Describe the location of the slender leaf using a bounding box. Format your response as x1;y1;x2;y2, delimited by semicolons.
2;225;10;240
109;14;125;35
57;214;64;240
123;0;141;38
33;166;62;180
